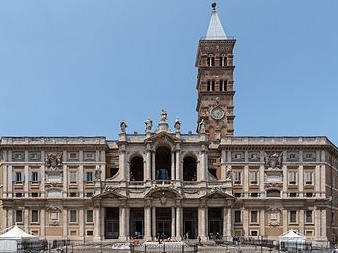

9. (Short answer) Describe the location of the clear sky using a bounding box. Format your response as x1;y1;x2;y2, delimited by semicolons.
0;0;337;144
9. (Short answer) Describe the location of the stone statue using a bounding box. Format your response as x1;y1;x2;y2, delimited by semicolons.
160;110;167;122
225;166;232;179
198;119;206;134
120;120;127;133
145;118;152;131
174;117;181;131
95;165;102;180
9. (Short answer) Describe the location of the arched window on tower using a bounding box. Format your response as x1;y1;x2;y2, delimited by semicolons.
220;80;227;91
183;156;197;181
130;156;144;181
208;80;215;91
220;54;227;66
207;54;215;66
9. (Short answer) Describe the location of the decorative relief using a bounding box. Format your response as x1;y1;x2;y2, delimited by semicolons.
45;153;62;169
264;152;282;169
46;206;61;226
268;208;280;226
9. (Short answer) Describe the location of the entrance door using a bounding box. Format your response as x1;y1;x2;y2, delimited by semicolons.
105;208;119;239
156;208;171;238
208;208;222;239
183;208;198;239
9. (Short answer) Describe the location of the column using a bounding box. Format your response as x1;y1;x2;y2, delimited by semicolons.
282;209;288;232
24;165;29;197
222;207;227;239
260;209;265;237
299;210;304;235
93;206;101;241
152;207;156;238
171;207;175;239
119;148;126;181
226;207;232;240
314;207;320;239
220;150;226;180
321;209;326;238
175;148;181;181
199;149;207;181
152;153;156;180
242;209;248;237
24;209;29;232
171;152;175;180
299;165;304;197
198;206;207;240
63;208;68;238
40;209;45;237
79;209;84;240
119;206;128;240
176;207;182;240
146;147;151;181
144;206;152;241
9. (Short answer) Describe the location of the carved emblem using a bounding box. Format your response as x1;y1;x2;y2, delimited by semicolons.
45;153;62;169
268;208;280;226
265;152;282;169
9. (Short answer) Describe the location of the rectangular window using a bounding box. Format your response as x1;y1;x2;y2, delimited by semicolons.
69;192;77;197
86;210;94;223
290;210;297;223
305;210;313;223
16;210;23;223
85;172;93;182
250;192;258;197
31;210;39;223
87;230;94;236
234;210;241;223
31;192;39;198
31;171;39;182
15;171;23;183
84;152;95;161
249;171;258;185
86;192;94;198
288;171;297;185
233;172;242;185
68;152;78;160
69;171;77;184
250;210;258;223
250;231;258;237
304;171;313;185
15;192;23;198
70;210;77;223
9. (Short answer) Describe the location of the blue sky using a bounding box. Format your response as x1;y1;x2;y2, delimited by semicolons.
0;0;337;144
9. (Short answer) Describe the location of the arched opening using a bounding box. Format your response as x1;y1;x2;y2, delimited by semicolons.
155;146;171;180
183;156;197;181
207;54;215;66
130;156;144;181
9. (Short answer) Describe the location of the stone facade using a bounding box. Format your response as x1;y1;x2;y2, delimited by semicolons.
0;3;338;247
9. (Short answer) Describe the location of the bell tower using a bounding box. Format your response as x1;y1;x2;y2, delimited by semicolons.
196;2;236;141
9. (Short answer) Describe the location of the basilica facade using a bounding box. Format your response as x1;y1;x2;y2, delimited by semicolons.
1;3;338;246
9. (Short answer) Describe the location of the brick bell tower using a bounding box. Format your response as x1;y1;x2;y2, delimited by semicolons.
196;2;236;141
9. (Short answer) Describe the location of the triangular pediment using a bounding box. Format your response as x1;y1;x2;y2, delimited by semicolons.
201;188;234;199
145;186;183;200
145;132;179;145
92;187;126;200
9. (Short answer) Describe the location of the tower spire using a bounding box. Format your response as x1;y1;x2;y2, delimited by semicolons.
206;2;227;40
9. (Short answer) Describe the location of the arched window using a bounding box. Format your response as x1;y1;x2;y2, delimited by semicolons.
220;80;227;91
220;55;227;66
130;156;144;181
207;55;215;66
155;147;171;180
183;156;197;181
208;80;215;91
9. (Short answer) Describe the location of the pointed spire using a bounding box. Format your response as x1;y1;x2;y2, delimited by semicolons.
205;2;227;40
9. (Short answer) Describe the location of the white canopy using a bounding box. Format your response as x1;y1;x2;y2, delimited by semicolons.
0;226;37;253
0;225;37;240
279;229;306;240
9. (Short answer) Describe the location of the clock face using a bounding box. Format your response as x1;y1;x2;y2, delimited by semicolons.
211;107;225;120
